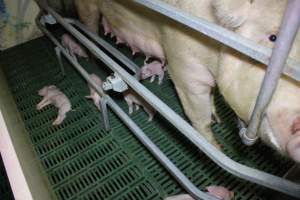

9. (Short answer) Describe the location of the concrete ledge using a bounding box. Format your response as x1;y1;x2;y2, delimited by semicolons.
0;66;56;200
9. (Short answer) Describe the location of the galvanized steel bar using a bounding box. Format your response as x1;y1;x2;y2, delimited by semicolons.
133;0;300;82
244;0;300;144
35;4;300;198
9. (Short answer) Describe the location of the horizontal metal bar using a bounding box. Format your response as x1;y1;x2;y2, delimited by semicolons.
36;3;300;198
133;0;300;82
36;16;217;200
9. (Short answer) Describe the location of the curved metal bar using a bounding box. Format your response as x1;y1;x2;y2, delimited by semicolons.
244;0;300;144
35;4;300;198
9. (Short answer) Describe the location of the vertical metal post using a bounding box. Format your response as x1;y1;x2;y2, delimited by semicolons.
100;96;110;131
54;46;65;76
241;0;300;145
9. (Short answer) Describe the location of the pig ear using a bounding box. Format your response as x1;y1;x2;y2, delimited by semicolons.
212;0;253;29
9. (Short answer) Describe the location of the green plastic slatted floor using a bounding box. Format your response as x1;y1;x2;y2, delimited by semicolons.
0;156;14;200
0;34;294;200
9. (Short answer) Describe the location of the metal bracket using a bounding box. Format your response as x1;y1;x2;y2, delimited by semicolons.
54;46;65;76
239;129;259;146
40;14;57;25
237;118;259;146
102;73;128;92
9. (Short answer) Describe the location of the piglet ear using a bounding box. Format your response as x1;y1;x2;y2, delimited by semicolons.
212;0;252;29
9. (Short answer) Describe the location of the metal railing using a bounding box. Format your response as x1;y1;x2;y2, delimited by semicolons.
36;0;300;199
132;0;300;145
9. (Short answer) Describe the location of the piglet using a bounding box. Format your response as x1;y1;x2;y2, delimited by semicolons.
123;88;156;121
164;186;234;200
37;85;72;126
206;185;234;200
85;73;103;110
139;60;166;85
61;34;88;59
164;194;194;200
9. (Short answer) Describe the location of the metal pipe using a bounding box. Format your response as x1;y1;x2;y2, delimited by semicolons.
132;0;300;83
243;0;300;145
100;96;110;131
36;17;218;200
35;6;300;198
54;46;65;76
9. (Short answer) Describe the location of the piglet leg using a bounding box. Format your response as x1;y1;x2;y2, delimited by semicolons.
150;75;155;83
93;99;101;111
158;73;164;85
125;98;134;114
37;98;51;110
52;114;66;126
143;105;155;122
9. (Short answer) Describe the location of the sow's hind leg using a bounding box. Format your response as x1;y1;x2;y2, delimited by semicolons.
166;55;219;148
175;81;219;148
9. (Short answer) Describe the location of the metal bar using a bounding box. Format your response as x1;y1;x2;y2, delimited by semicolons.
36;17;217;200
54;46;65;76
35;5;300;198
132;0;300;83
100;96;110;131
244;0;300;145
63;18;140;76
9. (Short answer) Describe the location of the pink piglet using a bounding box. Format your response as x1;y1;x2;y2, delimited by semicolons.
37;85;72;126
61;34;88;59
139;60;166;85
85;73;103;110
123;88;156;121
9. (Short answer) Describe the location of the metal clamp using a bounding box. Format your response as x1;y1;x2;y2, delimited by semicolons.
237;118;259;146
239;129;259;146
40;14;57;25
103;73;128;92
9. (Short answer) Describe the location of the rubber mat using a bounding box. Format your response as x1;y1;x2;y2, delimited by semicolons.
0;156;14;200
0;31;294;200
